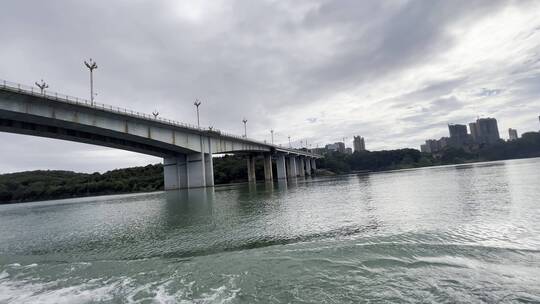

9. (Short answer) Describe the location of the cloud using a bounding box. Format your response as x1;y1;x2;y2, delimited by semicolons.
1;0;540;172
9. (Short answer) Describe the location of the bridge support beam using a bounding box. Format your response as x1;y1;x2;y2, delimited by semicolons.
286;156;297;178
263;153;273;182
305;157;312;176
247;155;256;183
311;158;317;172
276;154;287;180
297;157;305;177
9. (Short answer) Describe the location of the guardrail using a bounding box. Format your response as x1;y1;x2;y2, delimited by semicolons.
0;78;321;158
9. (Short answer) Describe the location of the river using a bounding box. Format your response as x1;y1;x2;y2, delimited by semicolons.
1;158;539;303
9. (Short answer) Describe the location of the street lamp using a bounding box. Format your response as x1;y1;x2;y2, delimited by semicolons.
35;79;48;95
242;118;248;138
84;58;98;105
194;99;201;128
152;110;159;119
270;129;274;144
288;135;291;148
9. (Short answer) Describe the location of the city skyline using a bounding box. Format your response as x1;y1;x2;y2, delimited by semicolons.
1;1;540;173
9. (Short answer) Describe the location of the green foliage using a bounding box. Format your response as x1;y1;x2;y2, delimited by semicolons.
0;165;164;204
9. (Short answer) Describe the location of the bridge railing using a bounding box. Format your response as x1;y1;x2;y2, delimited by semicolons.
0;78;321;158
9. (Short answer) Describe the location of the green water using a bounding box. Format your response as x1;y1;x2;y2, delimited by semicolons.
1;158;540;303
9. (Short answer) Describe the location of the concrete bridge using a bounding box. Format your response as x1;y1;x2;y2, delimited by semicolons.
0;79;321;189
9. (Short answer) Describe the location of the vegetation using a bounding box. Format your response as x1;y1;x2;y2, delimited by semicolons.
1;132;539;204
0;165;163;204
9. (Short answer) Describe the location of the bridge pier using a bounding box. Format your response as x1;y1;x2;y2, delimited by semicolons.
164;152;213;190
247;155;256;183
205;153;214;187
311;158;317;172
286;156;297;178
186;153;206;188
263;153;273;181
297;157;305;177
164;155;187;190
276;154;287;179
305;157;312;176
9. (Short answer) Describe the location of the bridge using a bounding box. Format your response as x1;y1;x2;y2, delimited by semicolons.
0;79;321;189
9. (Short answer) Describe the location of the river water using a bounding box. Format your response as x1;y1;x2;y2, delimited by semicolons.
1;158;539;303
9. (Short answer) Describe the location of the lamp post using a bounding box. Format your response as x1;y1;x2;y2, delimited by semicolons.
288;135;291;148
194;99;201;128
242;118;248;138
152;110;159;119
270;129;274;144
84;58;98;105
35;79;48;95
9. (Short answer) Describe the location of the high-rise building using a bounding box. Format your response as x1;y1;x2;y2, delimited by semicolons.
335;142;346;153
448;124;468;147
425;139;440;153
508;128;518;141
469;122;479;143
325;143;338;152
476;118;500;144
353;136;366;152
469;118;500;144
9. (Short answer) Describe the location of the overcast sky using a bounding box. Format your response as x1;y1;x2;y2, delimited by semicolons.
1;0;540;173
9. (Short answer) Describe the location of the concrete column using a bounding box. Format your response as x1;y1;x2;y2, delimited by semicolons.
311;158;317;171
163;154;187;190
263;153;273;181
247;155;256;183
187;153;206;188
205;153;214;187
205;137;214;187
276;154;287;180
298;157;305;177
305;157;312;176
286;156;297;178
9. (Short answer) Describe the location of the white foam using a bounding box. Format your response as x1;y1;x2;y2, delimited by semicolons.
0;273;241;304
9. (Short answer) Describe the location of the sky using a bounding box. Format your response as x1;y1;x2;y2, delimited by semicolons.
1;0;540;173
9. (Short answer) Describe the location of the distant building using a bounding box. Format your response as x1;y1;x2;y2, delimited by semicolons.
425;139;440;153
420;137;449;154
353;136;366;152
325;144;338;152
324;142;346;153
508;128;518;141
476;118;500;144
469;122;480;143
469;118;500;144
335;142;346;153
438;137;449;150
345;147;353;154
448;124;469;147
